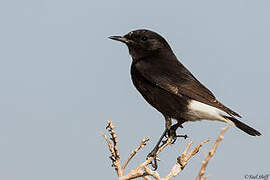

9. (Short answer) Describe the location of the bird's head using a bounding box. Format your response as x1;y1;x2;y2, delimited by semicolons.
109;29;172;60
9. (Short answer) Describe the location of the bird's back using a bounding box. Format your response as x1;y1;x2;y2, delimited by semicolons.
131;51;241;118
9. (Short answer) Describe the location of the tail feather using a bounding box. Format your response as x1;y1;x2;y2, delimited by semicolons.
223;116;261;136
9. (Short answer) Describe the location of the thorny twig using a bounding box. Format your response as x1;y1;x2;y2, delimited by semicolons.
102;120;219;180
196;125;230;180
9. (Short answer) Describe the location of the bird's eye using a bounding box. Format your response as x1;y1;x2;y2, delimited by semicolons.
141;36;148;41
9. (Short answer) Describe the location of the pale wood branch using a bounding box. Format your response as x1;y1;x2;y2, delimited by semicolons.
195;125;230;180
102;120;122;176
119;137;173;180
142;176;152;180
102;120;214;180
163;139;209;180
122;137;150;171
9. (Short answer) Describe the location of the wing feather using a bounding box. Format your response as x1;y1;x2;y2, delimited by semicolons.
134;58;241;118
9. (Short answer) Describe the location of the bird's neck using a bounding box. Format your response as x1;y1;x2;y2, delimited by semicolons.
129;48;174;63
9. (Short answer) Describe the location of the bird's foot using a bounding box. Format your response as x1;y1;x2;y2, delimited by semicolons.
147;148;159;170
168;126;188;144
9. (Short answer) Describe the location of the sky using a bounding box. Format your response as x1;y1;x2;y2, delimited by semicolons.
0;0;269;179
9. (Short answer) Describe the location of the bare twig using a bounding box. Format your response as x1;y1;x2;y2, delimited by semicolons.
163;139;209;180
119;137;173;180
102;120;223;180
122;137;150;170
142;176;152;180
196;125;230;180
102;120;122;176
144;166;162;180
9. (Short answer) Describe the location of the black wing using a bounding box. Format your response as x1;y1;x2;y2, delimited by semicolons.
134;56;241;118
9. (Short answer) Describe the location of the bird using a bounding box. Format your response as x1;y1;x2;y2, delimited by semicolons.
109;29;261;169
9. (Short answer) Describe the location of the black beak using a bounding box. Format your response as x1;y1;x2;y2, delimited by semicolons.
108;36;129;44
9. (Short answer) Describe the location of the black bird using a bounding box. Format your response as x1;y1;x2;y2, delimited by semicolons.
109;29;261;168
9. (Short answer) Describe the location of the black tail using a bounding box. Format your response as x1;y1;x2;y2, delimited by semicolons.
224;116;261;136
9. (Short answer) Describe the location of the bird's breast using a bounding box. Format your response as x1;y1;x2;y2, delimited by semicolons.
130;63;189;120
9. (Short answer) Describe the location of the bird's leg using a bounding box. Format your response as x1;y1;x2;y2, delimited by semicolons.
169;121;188;144
165;116;172;130
147;116;171;170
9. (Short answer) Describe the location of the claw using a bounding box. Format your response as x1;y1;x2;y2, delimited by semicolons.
176;134;188;139
171;138;177;144
168;126;188;144
146;120;186;170
147;151;158;170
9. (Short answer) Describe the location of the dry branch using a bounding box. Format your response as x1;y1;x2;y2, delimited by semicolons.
101;120;122;176
122;137;150;171
102;120;213;180
196;125;230;180
163;139;209;180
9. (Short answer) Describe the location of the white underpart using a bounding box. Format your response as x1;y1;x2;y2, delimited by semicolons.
187;100;235;126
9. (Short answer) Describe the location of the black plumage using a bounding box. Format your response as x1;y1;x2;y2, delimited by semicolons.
109;29;261;169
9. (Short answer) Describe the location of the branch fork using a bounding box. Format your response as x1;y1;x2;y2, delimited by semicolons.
102;120;228;180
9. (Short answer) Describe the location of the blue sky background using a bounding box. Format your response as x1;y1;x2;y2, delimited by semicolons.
0;0;269;179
